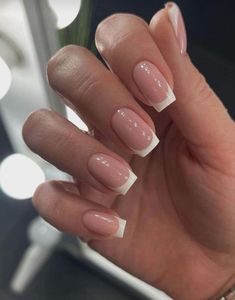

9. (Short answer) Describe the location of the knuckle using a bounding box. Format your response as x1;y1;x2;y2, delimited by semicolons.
47;45;89;88
23;108;76;157
23;108;48;127
47;45;102;108
71;71;104;107
219;142;235;177
95;13;147;55
22;109;51;149
187;66;215;107
53;126;76;153
47;45;76;83
96;13;139;33
193;72;212;100
33;181;63;218
33;181;51;209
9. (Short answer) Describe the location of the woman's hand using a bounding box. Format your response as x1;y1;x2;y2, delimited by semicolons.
22;3;235;299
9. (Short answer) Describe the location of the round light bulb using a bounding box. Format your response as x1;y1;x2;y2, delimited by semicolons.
0;154;45;200
48;0;81;29
0;56;12;100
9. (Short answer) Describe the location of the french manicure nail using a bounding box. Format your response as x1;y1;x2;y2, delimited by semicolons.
88;153;137;195
82;210;126;238
112;108;159;157
165;2;187;55
133;61;176;112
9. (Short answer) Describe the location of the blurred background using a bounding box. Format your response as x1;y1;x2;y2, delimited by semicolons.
0;1;235;299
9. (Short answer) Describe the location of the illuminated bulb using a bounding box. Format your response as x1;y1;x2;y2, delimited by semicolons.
66;106;88;131
0;56;12;100
0;154;45;200
47;0;81;29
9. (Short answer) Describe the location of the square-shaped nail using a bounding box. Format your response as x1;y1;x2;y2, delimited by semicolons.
88;153;137;195
165;2;187;55
133;61;176;112
111;108;159;157
82;210;127;238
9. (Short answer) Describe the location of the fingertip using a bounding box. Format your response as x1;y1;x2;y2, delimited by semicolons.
149;7;180;63
152;85;176;112
112;169;137;195
149;8;167;30
113;217;127;238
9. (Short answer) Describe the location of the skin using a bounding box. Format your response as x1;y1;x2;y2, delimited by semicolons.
22;9;235;300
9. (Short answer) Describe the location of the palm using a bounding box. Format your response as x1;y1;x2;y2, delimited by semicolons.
90;114;235;287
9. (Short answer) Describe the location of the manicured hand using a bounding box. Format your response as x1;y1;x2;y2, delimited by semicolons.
23;3;235;299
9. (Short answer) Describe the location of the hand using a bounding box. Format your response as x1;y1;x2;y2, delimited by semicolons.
22;3;235;299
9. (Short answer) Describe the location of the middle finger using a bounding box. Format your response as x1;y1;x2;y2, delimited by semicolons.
95;13;175;113
47;45;159;157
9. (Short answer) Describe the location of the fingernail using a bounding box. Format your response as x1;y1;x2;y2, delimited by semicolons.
165;2;187;55
112;108;159;157
133;61;176;112
82;210;127;238
88;153;137;195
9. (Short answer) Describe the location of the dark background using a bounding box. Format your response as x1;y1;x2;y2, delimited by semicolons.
0;1;235;299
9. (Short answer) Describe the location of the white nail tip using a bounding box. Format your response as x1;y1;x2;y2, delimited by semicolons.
152;85;176;112
112;169;137;195
132;129;160;157
165;2;179;35
114;217;127;238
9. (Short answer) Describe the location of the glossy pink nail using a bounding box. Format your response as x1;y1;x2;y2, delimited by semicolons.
88;153;137;195
133;61;176;112
111;108;159;157
165;2;187;55
82;210;126;238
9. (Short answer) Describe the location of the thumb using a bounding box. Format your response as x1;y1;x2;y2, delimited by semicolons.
150;2;234;163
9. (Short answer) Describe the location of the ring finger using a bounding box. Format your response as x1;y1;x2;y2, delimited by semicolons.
23;109;137;195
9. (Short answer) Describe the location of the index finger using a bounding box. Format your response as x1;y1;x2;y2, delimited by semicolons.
95;13;175;112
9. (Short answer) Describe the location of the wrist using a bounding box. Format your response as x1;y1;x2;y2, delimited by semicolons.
167;270;234;300
156;254;235;300
209;277;235;300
